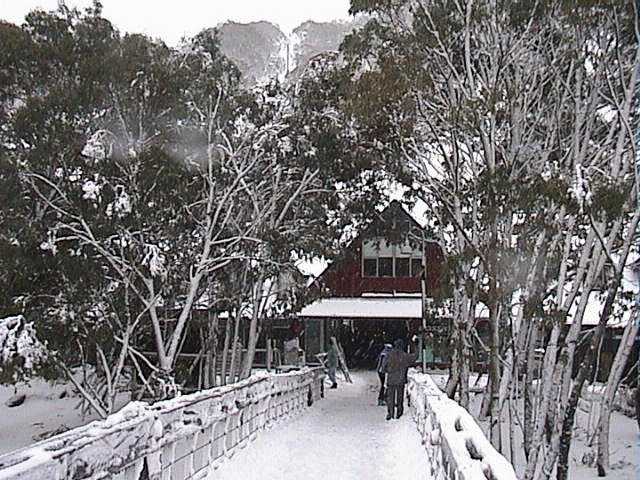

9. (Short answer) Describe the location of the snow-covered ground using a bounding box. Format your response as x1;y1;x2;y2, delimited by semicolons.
0;378;128;456
427;371;639;480
566;408;638;480
212;370;430;480
1;370;636;480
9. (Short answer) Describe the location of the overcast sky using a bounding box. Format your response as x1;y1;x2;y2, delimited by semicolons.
0;0;353;44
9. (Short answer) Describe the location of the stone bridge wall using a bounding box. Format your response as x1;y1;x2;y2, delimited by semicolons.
407;370;518;480
0;367;324;480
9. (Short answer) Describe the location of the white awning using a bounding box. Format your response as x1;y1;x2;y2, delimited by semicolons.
298;297;422;319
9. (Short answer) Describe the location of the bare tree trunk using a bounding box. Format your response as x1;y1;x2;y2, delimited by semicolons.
595;315;639;474
446;339;460;398
220;314;232;386
459;284;475;409
556;284;624;480
488;290;502;450
524;322;561;480
635;383;640;431
228;307;243;384
211;313;219;387
524;320;540;459
556;208;640;480
203;312;218;388
241;305;260;380
459;329;470;409
498;231;547;416
242;276;272;379
508;389;517;465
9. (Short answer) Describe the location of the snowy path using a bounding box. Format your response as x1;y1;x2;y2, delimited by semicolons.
212;371;430;480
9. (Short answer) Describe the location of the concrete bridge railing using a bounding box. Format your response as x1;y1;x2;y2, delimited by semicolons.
407;370;518;480
0;367;324;480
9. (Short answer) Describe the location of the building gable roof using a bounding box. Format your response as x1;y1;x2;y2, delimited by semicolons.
312;200;428;281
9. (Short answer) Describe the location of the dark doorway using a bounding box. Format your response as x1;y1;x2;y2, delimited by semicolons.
335;319;412;369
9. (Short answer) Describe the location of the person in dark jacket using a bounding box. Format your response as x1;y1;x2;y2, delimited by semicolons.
326;342;338;389
382;339;417;420
375;344;392;406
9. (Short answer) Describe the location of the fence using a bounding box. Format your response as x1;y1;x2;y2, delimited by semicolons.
0;367;324;480
406;370;518;480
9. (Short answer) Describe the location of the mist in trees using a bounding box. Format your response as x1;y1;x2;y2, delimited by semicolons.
0;2;386;417
1;1;639;478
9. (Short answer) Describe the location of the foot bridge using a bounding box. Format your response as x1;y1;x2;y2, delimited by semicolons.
0;369;517;480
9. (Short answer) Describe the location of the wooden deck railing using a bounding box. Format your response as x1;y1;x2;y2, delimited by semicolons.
0;368;324;480
407;370;518;480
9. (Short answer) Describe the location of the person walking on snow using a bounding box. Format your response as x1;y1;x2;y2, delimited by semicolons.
327;341;338;389
376;344;392;406
382;339;417;420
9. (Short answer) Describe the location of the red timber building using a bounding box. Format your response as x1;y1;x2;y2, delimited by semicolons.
297;201;448;367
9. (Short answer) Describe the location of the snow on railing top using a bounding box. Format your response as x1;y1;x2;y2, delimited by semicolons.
407;370;518;480
0;367;324;480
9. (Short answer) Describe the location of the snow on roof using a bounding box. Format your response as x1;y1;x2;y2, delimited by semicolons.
298;297;422;319
473;301;488;319
476;295;633;328
296;200;432;281
473;262;639;327
570;293;626;327
296;257;329;280
402;198;430;229
378;182;431;228
568;291;635;327
567;262;638;327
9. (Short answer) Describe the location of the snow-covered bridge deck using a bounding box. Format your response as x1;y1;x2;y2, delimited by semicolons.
213;371;429;480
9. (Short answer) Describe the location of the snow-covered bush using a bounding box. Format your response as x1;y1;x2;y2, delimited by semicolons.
0;315;49;383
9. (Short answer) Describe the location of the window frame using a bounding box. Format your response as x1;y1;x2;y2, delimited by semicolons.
410;257;423;277
378;256;394;277
362;257;378;277
361;239;425;278
395;257;410;277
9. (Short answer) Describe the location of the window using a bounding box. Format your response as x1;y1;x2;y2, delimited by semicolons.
361;237;425;278
411;258;423;277
395;258;410;277
378;257;393;277
363;258;377;277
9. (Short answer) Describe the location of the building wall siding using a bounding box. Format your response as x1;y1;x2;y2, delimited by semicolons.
324;241;444;297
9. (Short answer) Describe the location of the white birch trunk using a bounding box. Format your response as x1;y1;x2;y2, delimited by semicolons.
595;315;639;473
